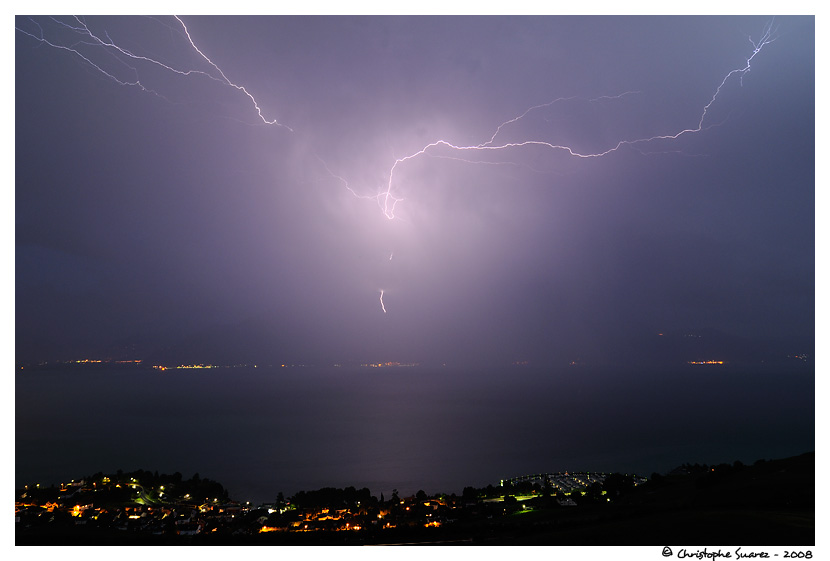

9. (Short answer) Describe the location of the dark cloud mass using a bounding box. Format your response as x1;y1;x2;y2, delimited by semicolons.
16;15;814;368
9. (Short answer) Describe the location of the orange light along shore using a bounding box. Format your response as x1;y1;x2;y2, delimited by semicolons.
687;360;725;365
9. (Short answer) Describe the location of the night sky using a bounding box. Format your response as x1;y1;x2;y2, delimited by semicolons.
15;15;814;369
11;12;821;519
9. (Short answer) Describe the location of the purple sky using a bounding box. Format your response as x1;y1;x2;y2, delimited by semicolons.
15;15;814;368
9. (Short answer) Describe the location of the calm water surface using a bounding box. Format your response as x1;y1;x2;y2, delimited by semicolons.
16;364;813;504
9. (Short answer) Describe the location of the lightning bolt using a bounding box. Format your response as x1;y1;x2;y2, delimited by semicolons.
316;18;776;315
325;20;777;221
173;16;291;130
16;16;292;130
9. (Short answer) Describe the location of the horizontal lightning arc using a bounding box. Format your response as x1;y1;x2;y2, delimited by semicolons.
357;19;777;220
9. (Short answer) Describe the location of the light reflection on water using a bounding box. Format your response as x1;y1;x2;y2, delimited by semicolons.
15;364;813;504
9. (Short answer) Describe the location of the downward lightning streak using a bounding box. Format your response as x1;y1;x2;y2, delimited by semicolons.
379;290;387;314
173;16;291;130
16;16;291;130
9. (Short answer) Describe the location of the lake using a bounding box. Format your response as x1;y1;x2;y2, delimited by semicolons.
15;364;814;505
